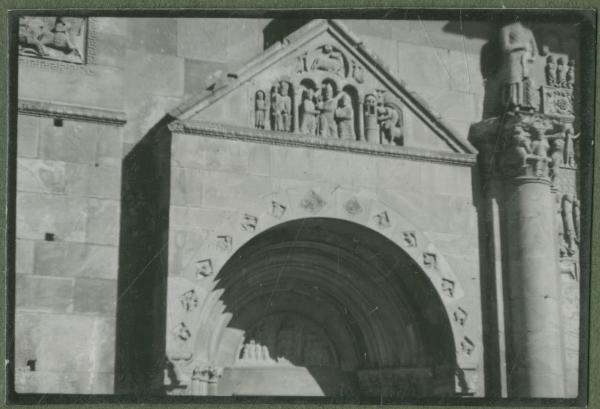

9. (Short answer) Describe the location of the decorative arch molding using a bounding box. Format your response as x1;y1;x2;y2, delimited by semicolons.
166;185;479;395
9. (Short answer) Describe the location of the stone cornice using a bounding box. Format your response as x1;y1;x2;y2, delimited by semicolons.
168;120;477;167
18;99;127;126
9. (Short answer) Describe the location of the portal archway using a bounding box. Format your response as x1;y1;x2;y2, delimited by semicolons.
202;218;456;397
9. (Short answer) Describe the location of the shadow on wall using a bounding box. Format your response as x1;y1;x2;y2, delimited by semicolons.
114;115;174;395
263;18;312;49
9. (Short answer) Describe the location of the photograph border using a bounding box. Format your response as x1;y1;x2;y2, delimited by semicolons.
1;1;598;408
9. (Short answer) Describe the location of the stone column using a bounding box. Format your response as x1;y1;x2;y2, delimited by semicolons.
470;112;566;398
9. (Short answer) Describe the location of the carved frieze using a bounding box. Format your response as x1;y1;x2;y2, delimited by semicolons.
19;17;86;64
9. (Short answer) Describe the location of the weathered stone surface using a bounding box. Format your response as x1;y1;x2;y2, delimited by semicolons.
15;312;115;374
65;163;121;199
17;115;39;158
123;93;181;144
16;275;74;312
18;63;124;110
129;18;178;56
201;171;273;209
172;133;250;173
39;119;98;164
170;167;204;207
33;241;118;279
15;239;35;275
17;158;66;194
16;192;88;241
85;198;120;245
123;50;184;98
73;278;117;314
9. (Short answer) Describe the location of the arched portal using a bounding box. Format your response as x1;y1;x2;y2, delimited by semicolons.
199;217;456;397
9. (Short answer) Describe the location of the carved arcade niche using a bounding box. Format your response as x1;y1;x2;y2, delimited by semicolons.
253;43;404;145
18;16;87;64
235;313;338;368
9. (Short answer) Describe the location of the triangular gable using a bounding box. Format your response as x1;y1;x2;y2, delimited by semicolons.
170;19;476;154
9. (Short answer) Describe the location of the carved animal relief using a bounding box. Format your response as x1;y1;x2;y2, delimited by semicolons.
18;16;86;63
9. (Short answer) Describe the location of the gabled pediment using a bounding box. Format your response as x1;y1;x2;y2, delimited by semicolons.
170;19;476;154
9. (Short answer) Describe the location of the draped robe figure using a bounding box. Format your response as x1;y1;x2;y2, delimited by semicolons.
499;21;538;110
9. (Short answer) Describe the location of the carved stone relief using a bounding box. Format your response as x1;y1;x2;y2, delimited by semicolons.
241;214;258;232
217;235;233;252
300;190;326;213
253;43;405;146
179;289;199;312
374;211;391;228
19;17;86;64
195;259;214;279
343;197;363;216
453;307;468;326
270;201;287;219
402;231;417;247
460;336;475;356
236;313;337;368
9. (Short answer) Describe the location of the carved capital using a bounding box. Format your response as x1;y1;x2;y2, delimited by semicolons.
470;112;572;182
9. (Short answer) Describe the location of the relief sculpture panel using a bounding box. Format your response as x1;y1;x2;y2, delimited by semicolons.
18;16;86;63
252;41;404;146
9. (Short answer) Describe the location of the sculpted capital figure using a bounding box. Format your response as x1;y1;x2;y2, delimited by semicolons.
499;21;539;111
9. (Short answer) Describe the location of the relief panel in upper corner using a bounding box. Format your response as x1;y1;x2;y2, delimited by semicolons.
18;17;87;64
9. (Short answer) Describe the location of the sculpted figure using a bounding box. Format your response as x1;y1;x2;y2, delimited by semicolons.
501;124;532;174
19;17;81;58
545;55;557;86
377;104;403;145
530;130;550;177
19;17;49;56
548;137;564;183
311;45;344;75
317;84;338;138
498;21;538;110
300;88;319;135
566;59;575;88
351;60;365;83
335;93;355;140
563;125;580;167
364;94;379;143
556;195;567;257
49;18;80;55
273;82;292;132
573;198;580;244
562;195;577;256
254;90;267;129
556;57;567;87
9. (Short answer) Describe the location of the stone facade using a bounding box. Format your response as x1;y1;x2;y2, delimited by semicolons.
12;15;585;400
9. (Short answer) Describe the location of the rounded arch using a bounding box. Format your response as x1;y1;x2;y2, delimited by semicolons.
166;186;476;396
200;218;456;396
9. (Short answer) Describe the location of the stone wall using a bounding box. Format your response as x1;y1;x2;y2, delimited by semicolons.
15;114;123;393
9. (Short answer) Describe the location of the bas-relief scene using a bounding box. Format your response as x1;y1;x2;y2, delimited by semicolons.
11;13;590;403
